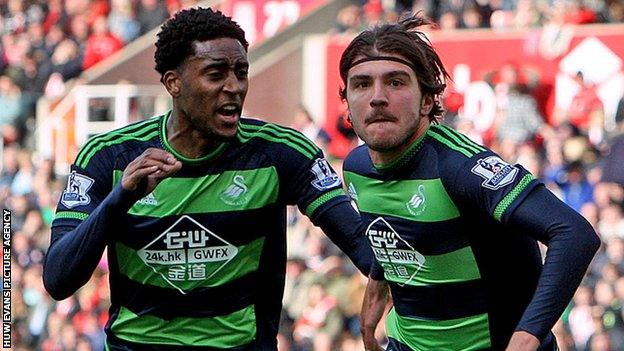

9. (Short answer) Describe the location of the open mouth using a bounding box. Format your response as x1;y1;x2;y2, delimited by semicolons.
216;104;242;123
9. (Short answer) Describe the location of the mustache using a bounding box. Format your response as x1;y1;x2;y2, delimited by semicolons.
364;110;398;124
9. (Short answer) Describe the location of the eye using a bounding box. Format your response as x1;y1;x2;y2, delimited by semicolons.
237;68;249;78
207;71;225;81
390;79;404;87
353;81;370;89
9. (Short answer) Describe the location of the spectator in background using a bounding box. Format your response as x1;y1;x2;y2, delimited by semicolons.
566;71;605;145
0;75;25;142
557;161;595;213
137;0;169;35
291;106;332;153
108;0;140;44
82;15;123;70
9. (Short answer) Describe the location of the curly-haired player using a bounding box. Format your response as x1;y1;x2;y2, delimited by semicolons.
44;7;374;350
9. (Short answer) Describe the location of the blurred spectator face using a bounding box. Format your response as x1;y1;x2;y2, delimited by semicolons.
337;5;361;31
574;285;593;305
500;64;519;85
462;7;482;29
439;12;459;30
590;332;611;351
601;263;620;284
92;16;110;35
141;0;159;10
8;0;24;14
307;283;326;305
46;25;66;48
490;10;514;30
76;336;93;351
614;277;624;301
27;22;45;42
609;2;624;22
61;323;78;350
286;258;306;278
581;202;599;228
606;238;624;263
71;15;90;41
594;280;615;307
52;40;79;65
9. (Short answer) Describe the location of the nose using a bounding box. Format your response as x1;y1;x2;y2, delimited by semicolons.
223;71;246;95
369;81;388;108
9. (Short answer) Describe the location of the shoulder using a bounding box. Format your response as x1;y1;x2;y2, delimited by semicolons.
74;114;162;169
426;124;487;166
343;144;370;173
237;117;321;160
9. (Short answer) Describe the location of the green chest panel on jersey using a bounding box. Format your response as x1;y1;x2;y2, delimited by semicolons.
343;171;460;222
112;167;279;216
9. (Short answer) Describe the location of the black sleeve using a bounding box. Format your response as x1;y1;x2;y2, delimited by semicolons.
312;199;374;276
508;185;600;340
43;184;140;300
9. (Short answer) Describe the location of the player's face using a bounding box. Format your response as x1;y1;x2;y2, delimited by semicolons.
176;38;249;140
346;55;432;153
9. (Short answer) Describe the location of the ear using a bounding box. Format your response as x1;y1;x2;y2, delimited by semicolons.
420;94;434;116
163;70;181;98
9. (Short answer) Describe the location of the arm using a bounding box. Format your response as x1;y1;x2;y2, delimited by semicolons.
505;186;600;350
313;199;374;276
44;184;136;300
43;148;181;300
361;277;388;351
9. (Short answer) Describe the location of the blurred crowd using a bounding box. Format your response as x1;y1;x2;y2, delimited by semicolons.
0;0;199;148
333;0;624;34
2;0;624;350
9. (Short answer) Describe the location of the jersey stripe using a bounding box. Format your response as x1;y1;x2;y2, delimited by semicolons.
344;172;460;223
493;174;536;221
305;188;346;217
112;167;280;217
75;117;159;168
54;211;89;221
435;124;486;154
431;125;483;155
110;305;256;348
391;279;487;320
386;308;491;351
427;129;474;157
381;245;481;287
115;238;264;292
238;123;317;159
77;126;159;169
237;127;315;159
259;123;320;154
238;123;319;159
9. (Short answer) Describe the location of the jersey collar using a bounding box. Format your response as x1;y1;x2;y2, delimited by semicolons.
159;110;228;165
372;125;429;173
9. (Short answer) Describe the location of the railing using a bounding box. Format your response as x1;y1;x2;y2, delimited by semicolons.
36;85;170;175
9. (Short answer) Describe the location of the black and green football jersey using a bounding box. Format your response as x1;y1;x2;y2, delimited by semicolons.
49;112;368;350
343;124;553;351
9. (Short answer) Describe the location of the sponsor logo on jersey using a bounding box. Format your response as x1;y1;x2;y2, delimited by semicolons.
310;158;341;190
60;171;94;208
137;192;158;206
138;215;238;294
366;217;426;287
471;156;518;190
406;184;426;216
347;182;358;201
219;175;249;206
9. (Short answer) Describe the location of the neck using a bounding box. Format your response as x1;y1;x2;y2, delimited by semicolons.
167;110;222;159
369;118;429;166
